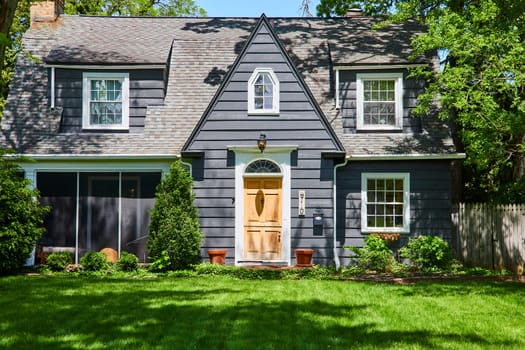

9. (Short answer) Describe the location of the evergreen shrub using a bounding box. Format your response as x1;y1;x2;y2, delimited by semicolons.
147;159;203;270
117;251;139;272
46;251;72;271
80;251;109;272
0;150;50;274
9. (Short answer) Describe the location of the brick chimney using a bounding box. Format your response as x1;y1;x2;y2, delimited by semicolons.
345;8;363;17
30;0;64;27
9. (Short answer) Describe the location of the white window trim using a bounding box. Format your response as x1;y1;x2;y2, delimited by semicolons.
361;172;410;234
356;72;403;131
247;68;280;115
82;72;130;130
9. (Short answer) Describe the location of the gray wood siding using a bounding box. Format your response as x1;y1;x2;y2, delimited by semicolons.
339;70;424;134
336;160;453;263
186;23;340;265
53;69;165;133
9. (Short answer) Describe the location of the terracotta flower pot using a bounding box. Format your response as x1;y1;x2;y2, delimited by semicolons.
207;249;227;265
295;248;314;267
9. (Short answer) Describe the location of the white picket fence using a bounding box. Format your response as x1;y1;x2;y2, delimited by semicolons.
454;203;525;273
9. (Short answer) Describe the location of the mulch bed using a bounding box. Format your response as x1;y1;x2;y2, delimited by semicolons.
346;274;525;284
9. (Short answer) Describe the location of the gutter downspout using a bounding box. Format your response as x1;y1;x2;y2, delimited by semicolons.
50;66;55;109
180;159;192;178
333;157;349;270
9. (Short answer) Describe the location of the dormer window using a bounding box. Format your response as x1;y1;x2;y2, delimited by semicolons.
356;73;403;130
82;72;129;130
248;68;279;115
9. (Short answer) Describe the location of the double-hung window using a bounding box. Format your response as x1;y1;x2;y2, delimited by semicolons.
82;72;129;130
356;73;403;130
248;68;279;115
361;173;410;233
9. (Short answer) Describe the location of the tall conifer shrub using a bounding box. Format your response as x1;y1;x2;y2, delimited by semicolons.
147;159;203;270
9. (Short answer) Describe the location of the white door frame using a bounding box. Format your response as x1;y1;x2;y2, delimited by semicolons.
228;145;297;266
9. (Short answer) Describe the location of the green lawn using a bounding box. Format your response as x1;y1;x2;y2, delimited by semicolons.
0;274;523;349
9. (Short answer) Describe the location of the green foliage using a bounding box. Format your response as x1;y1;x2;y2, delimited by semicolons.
64;0;206;16
346;235;396;273
0;150;50;275
399;235;452;272
80;251;110;272
148;250;171;272
410;1;525;202
116;251;139;272
191;263;336;280
45;252;73;272
147;160;203;270
494;175;525;204
316;0;395;17
0;1;30;116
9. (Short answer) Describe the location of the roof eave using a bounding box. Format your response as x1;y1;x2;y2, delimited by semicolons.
12;154;179;161
347;153;466;161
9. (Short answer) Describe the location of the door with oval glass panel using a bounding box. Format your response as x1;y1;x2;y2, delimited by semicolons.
243;177;282;260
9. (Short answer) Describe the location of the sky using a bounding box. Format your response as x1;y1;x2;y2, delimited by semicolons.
195;0;322;17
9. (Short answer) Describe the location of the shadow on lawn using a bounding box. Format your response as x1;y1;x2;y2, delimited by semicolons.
390;280;525;298
1;277;522;349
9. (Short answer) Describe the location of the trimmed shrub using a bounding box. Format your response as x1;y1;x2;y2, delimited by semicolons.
0;150;50;275
147;159;203;271
46;251;72;271
346;235;396;273
399;235;452;272
80;251;109;272
191;263;336;280
117;251;139;272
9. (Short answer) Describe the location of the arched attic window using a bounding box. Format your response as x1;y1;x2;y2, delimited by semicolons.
248;68;280;115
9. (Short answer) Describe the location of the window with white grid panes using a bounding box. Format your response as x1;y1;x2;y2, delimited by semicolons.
361;173;410;233
89;79;122;125
363;80;395;126
254;73;274;110
356;73;403;130
82;72;129;130
248;68;279;115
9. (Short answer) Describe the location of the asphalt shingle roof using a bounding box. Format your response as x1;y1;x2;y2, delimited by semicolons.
0;15;455;156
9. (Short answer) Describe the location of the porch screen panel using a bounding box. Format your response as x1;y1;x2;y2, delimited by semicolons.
121;172;160;262
37;173;77;248
79;173;119;255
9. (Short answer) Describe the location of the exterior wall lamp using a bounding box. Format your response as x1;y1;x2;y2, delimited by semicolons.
258;133;267;153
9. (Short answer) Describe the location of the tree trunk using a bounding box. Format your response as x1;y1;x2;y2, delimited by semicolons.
0;0;19;73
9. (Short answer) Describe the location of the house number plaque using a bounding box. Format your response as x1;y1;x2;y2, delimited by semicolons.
298;190;306;216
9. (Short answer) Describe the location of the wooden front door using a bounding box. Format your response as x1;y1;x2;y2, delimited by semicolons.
244;177;282;260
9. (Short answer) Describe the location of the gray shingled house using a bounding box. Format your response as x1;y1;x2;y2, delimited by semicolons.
1;1;464;267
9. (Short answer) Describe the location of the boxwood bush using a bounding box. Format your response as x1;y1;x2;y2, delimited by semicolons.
80;251;109;272
117;251;139;272
46;251;72;271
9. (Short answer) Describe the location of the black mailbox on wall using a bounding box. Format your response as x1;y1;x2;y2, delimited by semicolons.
313;211;323;236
